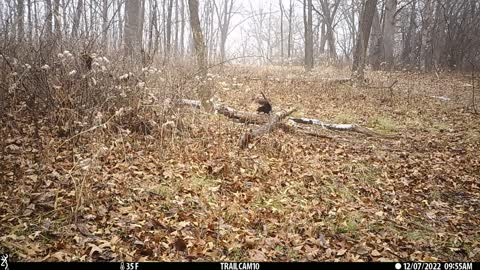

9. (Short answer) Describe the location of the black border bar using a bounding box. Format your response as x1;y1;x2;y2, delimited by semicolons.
6;262;480;270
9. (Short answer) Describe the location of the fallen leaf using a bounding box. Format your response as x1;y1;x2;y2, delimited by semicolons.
337;248;347;256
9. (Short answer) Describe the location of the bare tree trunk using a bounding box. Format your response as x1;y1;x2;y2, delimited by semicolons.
71;0;83;38
206;0;216;63
432;0;446;69
319;21;326;54
188;0;207;74
180;0;185;57
188;0;210;110
350;0;356;54
53;0;60;41
16;0;24;42
33;0;38;41
166;0;173;59
102;0;109;50
62;0;66;35
304;0;314;71
420;0;433;71
0;1;4;34
45;0;53;38
139;0;145;46
401;0;416;66
215;0;234;65
83;0;88;38
287;0;293;59
174;0;179;55
148;0;157;54
383;0;397;70
280;0;284;63
267;2;273;60
124;0;142;59
118;0;124;50
88;1;94;38
27;0;32;42
352;0;378;80
369;6;382;70
154;0;161;54
319;0;340;61
112;0;117;49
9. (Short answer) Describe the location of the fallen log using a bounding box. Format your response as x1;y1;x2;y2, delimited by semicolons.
239;108;297;149
289;117;400;138
282;121;335;140
176;98;268;124
241;77;352;85
173;98;395;139
289;117;382;137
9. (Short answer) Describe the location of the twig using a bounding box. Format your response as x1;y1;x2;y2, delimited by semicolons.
57;112;118;150
469;60;477;114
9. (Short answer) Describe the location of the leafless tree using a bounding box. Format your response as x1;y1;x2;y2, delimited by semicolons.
352;0;378;80
124;0;143;58
383;0;397;70
16;0;24;42
71;0;83;38
304;0;313;70
188;0;207;75
214;0;235;64
317;0;340;61
101;0;109;49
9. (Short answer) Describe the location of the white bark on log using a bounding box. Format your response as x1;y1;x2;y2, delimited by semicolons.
172;98;393;138
289;117;389;137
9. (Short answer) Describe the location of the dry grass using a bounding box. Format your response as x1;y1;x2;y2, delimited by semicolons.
1;63;479;262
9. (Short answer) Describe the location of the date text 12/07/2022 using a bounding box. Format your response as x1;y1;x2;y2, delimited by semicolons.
396;262;474;270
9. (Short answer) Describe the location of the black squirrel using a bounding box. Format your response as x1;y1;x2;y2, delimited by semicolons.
255;92;272;114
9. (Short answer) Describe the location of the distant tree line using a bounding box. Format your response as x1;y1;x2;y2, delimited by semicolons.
1;0;478;71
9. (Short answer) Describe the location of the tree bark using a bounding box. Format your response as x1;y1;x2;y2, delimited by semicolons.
53;0;60;40
287;0;294;59
174;0;179;55
27;0;32;42
45;0;53;38
239;109;297;149
188;0;210;110
148;0;157;54
180;0;185;57
139;0;145;46
71;0;83;38
188;0;207;75
352;0;378;81
166;0;174;59
16;0;24;42
304;0;314;71
280;0;284;63
401;0;416;66
369;7;382;70
319;21;326;54
102;0;109;50
432;0;446;69
383;0;397;70
420;0;433;71
319;0;340;61
124;0;143;59
215;0;234;65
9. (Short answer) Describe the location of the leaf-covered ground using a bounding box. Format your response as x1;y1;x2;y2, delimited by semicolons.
1;66;479;261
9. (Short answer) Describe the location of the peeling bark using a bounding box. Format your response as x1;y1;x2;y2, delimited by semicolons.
174;99;394;140
239;108;296;149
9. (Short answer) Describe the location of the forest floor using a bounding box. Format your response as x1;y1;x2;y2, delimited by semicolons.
1;65;479;262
